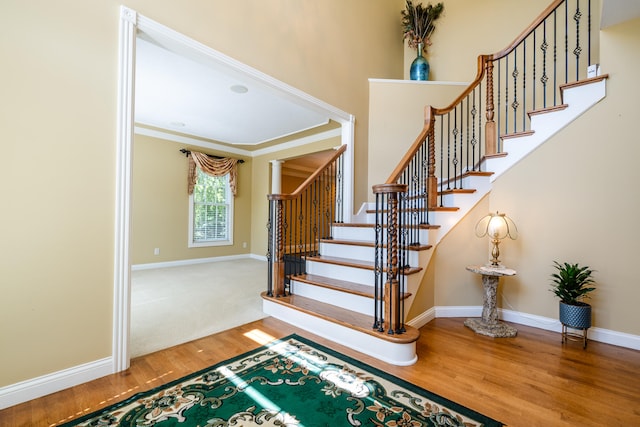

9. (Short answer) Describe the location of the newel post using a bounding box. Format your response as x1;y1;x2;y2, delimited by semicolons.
485;59;497;155
372;183;408;335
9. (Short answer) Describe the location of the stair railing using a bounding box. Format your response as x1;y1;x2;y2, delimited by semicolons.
267;145;346;297
373;0;597;333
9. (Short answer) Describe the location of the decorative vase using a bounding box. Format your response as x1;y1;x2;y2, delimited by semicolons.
559;301;592;329
410;42;430;81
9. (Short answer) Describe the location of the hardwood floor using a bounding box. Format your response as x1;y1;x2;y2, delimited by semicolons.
2;317;639;426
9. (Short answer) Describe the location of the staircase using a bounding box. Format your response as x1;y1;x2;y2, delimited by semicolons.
263;0;605;366
263;76;607;365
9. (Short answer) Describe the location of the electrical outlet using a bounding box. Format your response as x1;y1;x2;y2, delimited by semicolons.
154;248;160;255
242;242;247;248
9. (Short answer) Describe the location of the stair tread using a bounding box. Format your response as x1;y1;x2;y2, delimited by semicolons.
292;273;411;299
320;238;432;251
308;255;422;275
462;170;493;177
438;188;476;195
333;222;440;229
528;103;568;117
501;130;535;140
261;291;420;344
365;206;459;213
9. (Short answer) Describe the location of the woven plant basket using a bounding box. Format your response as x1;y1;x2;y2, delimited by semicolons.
559;301;592;329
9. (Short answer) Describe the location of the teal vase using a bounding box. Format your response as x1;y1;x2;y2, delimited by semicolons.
410;43;430;81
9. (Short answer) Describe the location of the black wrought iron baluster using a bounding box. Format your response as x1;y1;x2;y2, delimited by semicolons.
512;49;519;134
398;189;407;334
471;88;478;170
465;94;470;178
446;112;452;193
587;0;591;67
449;106;460;188
554;10;558;105
373;192;382;331
541;20;549;108
497;60;502;152
478;82;483;164
522;41;527;131
336;154;344;224
574;0;582;81
565;0;569;84
438;116;444;206
266;200;273;296
533;28;537;111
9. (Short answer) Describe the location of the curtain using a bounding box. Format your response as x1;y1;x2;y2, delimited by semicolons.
187;151;239;196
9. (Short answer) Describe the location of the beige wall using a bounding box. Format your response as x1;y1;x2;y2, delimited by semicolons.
131;134;252;265
0;0;403;388
367;80;467;197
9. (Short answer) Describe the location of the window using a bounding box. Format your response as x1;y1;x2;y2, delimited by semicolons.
189;168;233;247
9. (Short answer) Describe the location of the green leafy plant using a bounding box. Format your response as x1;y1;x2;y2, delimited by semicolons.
550;261;596;305
401;0;444;53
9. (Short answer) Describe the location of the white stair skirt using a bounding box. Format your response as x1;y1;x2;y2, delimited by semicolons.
262;299;418;366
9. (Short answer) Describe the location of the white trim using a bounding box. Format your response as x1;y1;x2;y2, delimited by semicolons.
116;8;356;374
131;254;261;271
113;5;137;374
406;307;436;329
428;306;640;350
133;126;343;158
0;358;112;410
367;78;470;86
250;128;342;157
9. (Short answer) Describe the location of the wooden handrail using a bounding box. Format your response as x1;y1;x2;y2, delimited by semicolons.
268;144;347;201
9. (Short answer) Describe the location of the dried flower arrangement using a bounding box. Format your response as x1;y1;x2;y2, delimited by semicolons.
401;0;444;54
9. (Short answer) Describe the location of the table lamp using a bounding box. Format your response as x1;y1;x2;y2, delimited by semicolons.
475;211;518;268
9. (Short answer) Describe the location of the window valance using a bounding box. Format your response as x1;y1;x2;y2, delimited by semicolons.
187;151;238;196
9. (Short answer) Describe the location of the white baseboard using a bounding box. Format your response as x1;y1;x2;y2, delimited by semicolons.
430;305;640;351
132;253;265;271
0;357;112;410
406;307;436;329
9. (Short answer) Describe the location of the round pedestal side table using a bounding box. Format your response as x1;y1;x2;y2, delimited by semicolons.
464;265;517;338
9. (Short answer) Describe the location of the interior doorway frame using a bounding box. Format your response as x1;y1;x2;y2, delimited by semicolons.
114;6;355;372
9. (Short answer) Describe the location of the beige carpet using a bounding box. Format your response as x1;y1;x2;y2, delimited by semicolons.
130;258;268;357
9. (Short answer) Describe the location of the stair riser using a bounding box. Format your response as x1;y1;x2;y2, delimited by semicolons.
305;259;420;287
332;226;434;246
306;260;374;285
290;280;375;316
319;242;420;266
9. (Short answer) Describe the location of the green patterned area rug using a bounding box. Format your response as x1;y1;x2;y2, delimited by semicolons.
61;334;502;426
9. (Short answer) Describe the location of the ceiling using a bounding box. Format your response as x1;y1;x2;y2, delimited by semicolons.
134;36;332;150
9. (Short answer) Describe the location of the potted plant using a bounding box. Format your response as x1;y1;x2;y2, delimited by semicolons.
401;0;444;81
549;261;596;347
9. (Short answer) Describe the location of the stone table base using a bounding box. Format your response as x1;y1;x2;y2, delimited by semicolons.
464;318;518;338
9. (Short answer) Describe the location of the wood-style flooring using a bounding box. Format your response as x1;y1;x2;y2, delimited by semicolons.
1;317;639;426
